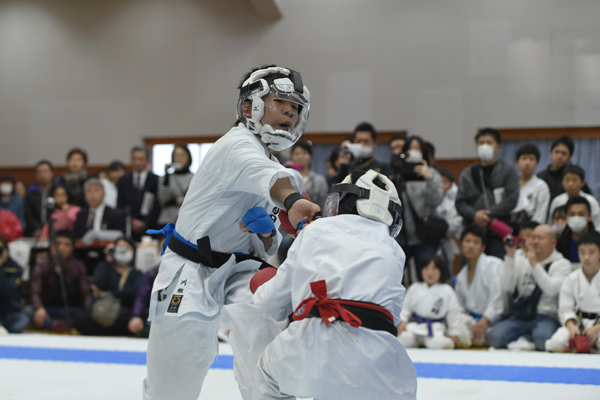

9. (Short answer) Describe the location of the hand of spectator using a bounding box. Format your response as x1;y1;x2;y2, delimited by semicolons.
474;210;491;228
472;317;489;340
61;203;70;212
527;250;538;268
132;219;147;235
583;324;600;344
33;229;42;239
397;321;406;335
287;199;321;231
504;241;518;258
104;243;115;263
338;151;352;166
566;320;579;340
450;335;459;346
128;316;145;334
33;307;49;328
90;284;104;298
414;160;433;180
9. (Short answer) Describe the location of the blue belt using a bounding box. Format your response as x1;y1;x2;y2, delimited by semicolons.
468;311;483;321
411;314;445;336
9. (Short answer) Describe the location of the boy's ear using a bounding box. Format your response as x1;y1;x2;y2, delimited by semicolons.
241;102;252;118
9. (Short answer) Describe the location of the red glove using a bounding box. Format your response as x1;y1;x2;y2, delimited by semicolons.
279;192;312;237
250;267;278;294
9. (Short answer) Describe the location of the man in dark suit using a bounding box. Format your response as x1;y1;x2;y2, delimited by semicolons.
24;160;57;237
74;178;126;238
117;146;160;240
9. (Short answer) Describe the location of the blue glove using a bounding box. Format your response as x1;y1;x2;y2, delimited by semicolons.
242;207;275;235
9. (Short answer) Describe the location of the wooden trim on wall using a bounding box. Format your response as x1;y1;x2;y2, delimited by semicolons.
0;165;131;187
498;126;600;140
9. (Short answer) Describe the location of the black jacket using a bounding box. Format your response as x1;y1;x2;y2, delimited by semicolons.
74;205;127;239
556;221;596;262
0;257;23;316
117;172;160;229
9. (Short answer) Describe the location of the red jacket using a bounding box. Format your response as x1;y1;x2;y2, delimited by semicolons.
0;209;24;242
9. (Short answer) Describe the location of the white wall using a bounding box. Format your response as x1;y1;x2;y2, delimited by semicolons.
1;0;599;166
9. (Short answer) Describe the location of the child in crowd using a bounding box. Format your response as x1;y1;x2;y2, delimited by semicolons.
551;206;567;236
40;185;81;239
545;231;600;352
398;253;468;349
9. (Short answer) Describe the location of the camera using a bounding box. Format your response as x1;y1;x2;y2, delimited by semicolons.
390;153;423;181
505;235;526;247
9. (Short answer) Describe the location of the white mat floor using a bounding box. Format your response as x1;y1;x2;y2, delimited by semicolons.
0;333;599;400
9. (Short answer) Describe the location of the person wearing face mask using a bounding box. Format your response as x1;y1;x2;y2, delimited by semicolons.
455;128;520;259
73;237;142;336
157;143;194;227
551;206;567;236
0;174;25;232
557;196;597;265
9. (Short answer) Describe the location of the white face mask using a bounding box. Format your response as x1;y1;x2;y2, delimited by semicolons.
477;144;495;162
405;150;423;164
113;247;134;265
551;223;566;235
346;143;373;159
0;184;13;195
567;216;588;233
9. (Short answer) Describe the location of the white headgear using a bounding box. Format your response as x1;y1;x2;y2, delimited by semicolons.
323;170;403;238
237;67;310;151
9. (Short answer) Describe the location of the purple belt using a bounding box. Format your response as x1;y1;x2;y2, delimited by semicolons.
411;314;445;336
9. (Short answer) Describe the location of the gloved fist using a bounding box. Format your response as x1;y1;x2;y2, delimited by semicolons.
250;267;278;294
242;207;276;235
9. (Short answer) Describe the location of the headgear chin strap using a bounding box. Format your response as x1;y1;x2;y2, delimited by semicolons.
237;67;310;151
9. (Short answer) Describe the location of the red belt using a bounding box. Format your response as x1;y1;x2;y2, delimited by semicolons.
292;280;395;333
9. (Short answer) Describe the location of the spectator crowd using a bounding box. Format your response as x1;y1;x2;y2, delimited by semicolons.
0;126;599;353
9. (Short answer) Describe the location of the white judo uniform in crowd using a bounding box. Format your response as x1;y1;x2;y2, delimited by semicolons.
143;66;317;400
545;266;600;351
399;282;467;349
252;170;417;400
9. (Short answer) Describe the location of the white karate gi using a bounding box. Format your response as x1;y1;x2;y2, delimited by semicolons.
143;124;303;400
253;215;417;400
545;268;600;351
398;282;468;349
501;249;573;321
511;175;550;225
436;183;463;274
547;191;600;229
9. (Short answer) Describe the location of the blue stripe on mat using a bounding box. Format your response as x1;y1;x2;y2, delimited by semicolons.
1;346;598;385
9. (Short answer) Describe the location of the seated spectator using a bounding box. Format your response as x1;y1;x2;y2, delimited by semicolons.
73;237;142;336
331;123;392;184
547;165;600;228
436;168;463;277
288;141;328;208
74;178;126;239
398;254;469;349
454;224;505;347
40;185;81;239
511;144;550;227
538;136;574;202
551;206;567;236
101;161;126;209
455;128;520;258
487;225;572;351
128;236;165;337
158;144;194;226
0;174;25;230
0;208;23;242
59;147;89;206
31;230;90;332
545;231;600;352
24;160;56;237
0;234;29;334
117;146;160;240
395;136;444;283
14;181;27;201
557;196;597;264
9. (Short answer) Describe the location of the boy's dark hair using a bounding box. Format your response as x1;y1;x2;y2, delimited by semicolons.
516;144;540;162
52;184;72;204
551;135;574;156
577;231;600;252
66;147;88;164
352;122;377;142
0;174;15;184
402;136;433;164
566;195;591;215
563;164;585;181
460;224;488;246
417;253;450;284
438;168;454;183
327;146;340;170
55;229;75;245
108;160;125;171
35;159;54;170
389;134;407;146
292;140;312;157
552;206;566;219
131;146;150;159
424;141;435;159
516;220;539;235
475;127;501;144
